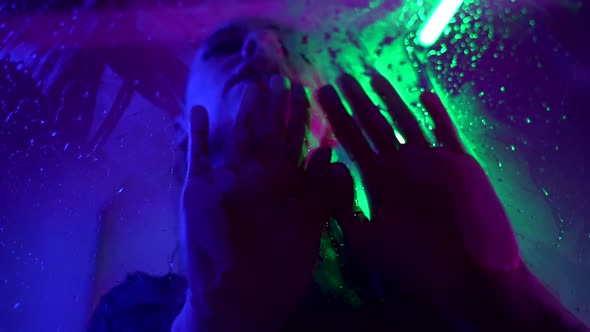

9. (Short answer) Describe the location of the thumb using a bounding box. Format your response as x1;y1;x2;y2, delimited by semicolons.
304;146;333;225
327;162;371;245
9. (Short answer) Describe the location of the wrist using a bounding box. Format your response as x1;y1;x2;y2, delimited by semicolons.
444;261;588;332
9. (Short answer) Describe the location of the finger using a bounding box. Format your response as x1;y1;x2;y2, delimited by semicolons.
300;147;332;247
232;83;257;164
420;92;466;154
284;82;308;166
327;162;371;243
187;105;211;178
305;146;332;177
370;73;429;146
181;177;235;284
327;162;355;221
317;85;375;167
268;75;289;138
337;73;397;152
251;84;271;162
304;146;333;223
263;75;289;161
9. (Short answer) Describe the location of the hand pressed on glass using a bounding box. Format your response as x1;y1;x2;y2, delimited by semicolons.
318;71;520;314
174;78;333;331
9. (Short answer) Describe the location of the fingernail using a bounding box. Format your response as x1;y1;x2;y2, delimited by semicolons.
270;74;289;93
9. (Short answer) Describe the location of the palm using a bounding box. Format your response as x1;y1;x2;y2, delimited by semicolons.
364;148;491;294
182;160;325;320
176;80;333;330
319;73;520;302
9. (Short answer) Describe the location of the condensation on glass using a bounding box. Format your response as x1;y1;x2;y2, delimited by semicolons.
0;1;588;331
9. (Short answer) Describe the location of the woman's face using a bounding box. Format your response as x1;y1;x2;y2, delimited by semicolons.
185;18;304;167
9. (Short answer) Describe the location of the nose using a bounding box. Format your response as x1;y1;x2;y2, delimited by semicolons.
241;30;287;61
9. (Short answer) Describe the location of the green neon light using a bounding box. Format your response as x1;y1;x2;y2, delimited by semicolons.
417;0;465;47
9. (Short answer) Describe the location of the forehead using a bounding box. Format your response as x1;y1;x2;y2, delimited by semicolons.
198;17;296;54
211;17;294;38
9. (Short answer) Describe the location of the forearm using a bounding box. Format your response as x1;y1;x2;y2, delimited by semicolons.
448;262;588;332
484;263;587;332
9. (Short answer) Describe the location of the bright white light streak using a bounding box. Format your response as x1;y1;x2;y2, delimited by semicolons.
417;0;465;47
394;130;407;144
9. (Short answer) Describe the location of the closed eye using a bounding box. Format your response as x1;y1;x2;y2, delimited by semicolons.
201;25;247;61
202;39;243;60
